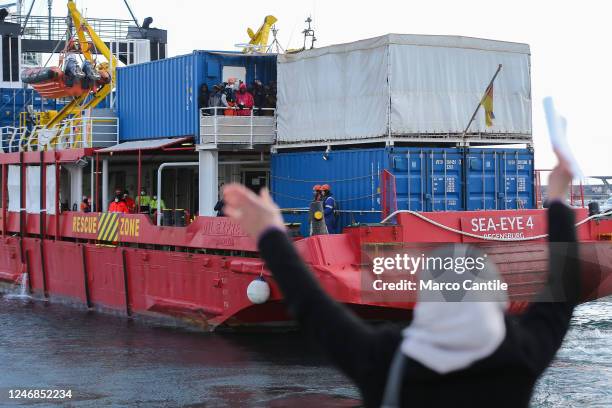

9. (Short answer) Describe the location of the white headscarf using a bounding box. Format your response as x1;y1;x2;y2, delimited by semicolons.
400;245;508;374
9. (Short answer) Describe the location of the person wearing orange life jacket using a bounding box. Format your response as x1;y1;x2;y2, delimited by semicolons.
222;90;236;116
109;192;129;213
221;79;237;116
235;83;254;116
123;190;136;213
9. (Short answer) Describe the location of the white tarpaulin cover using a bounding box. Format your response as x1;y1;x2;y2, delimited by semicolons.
46;165;56;215
8;165;20;212
277;34;531;144
7;165;56;214
26;166;40;214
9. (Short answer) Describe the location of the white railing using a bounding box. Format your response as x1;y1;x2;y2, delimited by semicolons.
200;107;276;147
0;117;118;153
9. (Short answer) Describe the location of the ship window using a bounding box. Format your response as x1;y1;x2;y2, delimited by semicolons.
10;37;18;81
2;36;19;82
150;42;158;61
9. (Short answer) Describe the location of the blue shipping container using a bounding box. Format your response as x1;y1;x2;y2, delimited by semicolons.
389;148;463;212
0;87;66;128
272;148;386;236
271;147;534;236
117;51;277;141
465;148;535;210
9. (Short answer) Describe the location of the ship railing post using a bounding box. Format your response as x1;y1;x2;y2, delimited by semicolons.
250;109;254;148
54;158;59;240
121;249;131;317
157;164;162;226
137;149;141;213
81;245;91;308
1;163;7;237
213;108;218;146
19;152;24;238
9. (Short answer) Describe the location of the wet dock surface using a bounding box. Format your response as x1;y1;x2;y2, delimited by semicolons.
0;294;610;407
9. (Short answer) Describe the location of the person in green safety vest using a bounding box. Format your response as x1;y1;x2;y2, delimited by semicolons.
150;195;166;212
138;189;152;208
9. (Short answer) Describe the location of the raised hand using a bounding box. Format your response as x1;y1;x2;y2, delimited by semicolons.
223;183;286;239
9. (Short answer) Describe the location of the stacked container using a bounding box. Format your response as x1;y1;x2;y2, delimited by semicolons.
271;33;534;235
0;87;66;128
271;147;534;236
117;51;277;142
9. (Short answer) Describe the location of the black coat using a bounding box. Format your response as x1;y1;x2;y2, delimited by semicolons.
257;202;579;407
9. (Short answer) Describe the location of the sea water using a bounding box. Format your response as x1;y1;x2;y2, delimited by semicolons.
0;294;609;407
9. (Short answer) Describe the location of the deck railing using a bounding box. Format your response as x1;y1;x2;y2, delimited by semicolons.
199;107;276;147
0;117;118;152
8;14;132;42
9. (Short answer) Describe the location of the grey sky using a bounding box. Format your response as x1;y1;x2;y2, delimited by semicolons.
45;0;611;176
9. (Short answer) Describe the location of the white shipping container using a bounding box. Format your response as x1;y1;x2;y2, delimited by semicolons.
277;34;531;145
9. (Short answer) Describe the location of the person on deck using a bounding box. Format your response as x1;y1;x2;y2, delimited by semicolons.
150;195;166;212
207;84;224;115
109;192;129;213
198;83;210;111
222;89;237;116
221;149;580;408
123;190;136;213
80;196;91;213
235;83;254;116
252;80;265;116
312;184;322;202
138;189;152;209
262;84;277;116
214;184;226;217
224;78;236;101
320;184;338;234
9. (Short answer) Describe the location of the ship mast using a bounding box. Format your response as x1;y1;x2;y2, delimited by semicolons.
47;0;52;39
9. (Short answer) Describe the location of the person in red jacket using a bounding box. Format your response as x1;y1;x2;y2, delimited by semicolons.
109;192;129;213
123;190;136;213
235;83;254;116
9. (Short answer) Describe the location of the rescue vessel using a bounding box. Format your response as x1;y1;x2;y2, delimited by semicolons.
0;1;610;330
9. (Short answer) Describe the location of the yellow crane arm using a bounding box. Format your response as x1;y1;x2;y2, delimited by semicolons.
68;0;118;70
45;0;119;129
245;15;277;52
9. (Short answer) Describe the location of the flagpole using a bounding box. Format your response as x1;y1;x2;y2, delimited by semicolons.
462;64;503;137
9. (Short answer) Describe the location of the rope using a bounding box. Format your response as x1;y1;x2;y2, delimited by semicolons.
45;28;70;68
0;29;70;118
380;209;612;242
271;173;378;183
272;190;379;203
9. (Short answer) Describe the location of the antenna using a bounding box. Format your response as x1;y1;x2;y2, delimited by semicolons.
268;24;284;54
47;0;52;40
302;16;316;50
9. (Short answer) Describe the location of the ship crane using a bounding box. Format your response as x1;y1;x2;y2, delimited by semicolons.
239;15;278;53
19;0;119;149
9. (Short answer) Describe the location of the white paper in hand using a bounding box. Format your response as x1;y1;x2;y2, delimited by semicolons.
542;97;582;177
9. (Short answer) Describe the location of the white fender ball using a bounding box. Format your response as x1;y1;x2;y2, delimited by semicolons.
247;277;270;304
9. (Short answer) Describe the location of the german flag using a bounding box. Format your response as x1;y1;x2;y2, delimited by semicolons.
481;85;495;127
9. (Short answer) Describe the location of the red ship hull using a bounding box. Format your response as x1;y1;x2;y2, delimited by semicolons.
1;206;611;330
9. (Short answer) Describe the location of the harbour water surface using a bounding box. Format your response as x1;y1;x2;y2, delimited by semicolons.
0;294;610;407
